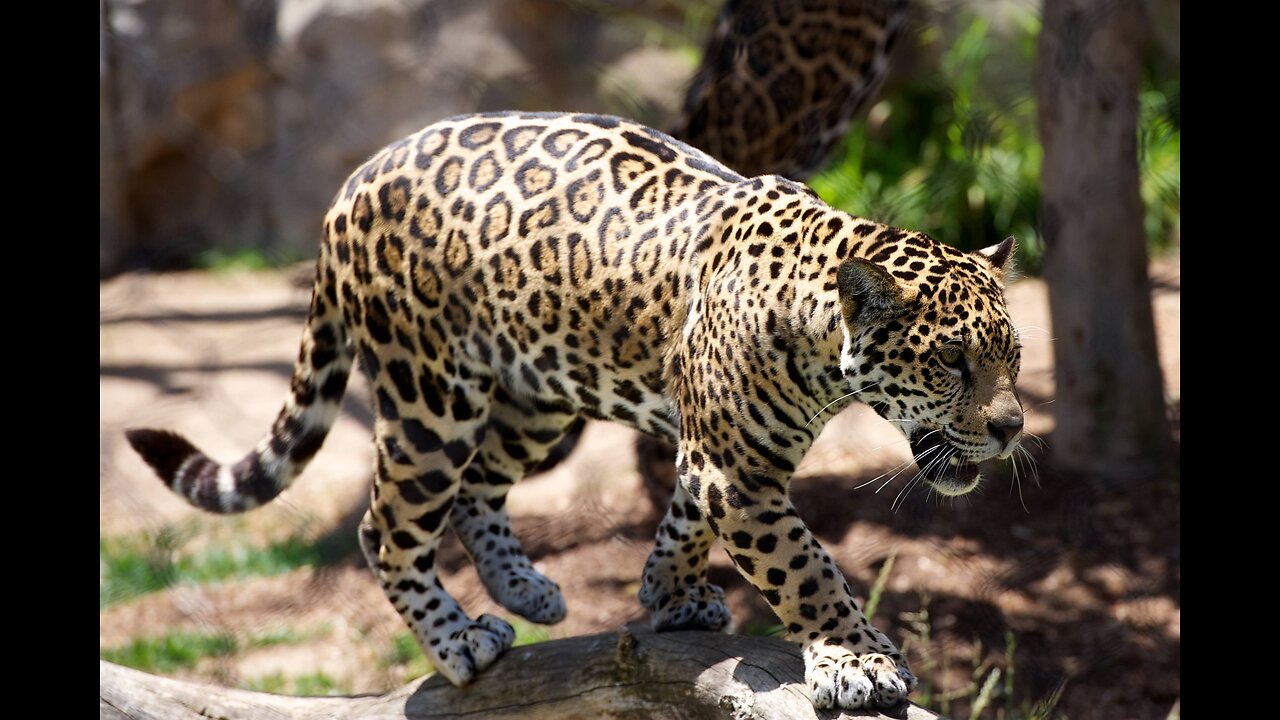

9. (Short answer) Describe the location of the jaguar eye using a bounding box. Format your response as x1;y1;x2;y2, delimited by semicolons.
938;345;966;374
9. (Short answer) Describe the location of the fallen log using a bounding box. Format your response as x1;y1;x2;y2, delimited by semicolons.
100;625;943;719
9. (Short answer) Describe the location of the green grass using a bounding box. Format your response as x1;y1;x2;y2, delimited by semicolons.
100;625;332;674
243;671;349;696
739;555;1067;718
864;552;896;621
100;631;238;673
99;622;350;696
293;671;345;696
898;593;1065;720
380;631;433;679
243;671;290;694
249;625;330;648
99;523;358;608
851;548;1068;720
511;618;552;647
739;622;785;637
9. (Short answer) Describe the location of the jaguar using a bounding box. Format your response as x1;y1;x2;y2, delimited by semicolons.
128;109;1024;711
126;0;1027;712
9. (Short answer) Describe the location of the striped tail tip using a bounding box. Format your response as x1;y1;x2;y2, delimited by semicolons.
125;428;202;485
124;428;273;514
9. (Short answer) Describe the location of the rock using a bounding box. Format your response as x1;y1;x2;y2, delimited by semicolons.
99;0;694;277
100;0;277;275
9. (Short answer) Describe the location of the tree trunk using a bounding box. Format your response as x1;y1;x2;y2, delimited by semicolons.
1035;0;1171;484
100;626;944;720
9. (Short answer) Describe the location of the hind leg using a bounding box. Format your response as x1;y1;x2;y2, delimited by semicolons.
360;370;516;686
638;475;730;631
450;388;578;624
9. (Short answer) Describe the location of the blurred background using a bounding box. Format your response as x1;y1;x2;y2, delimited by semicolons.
100;1;1179;718
99;0;1179;278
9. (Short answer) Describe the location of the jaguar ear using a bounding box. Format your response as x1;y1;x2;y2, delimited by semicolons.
977;236;1016;279
837;258;918;324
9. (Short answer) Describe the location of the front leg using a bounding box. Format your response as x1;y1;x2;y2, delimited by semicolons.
665;264;916;711
689;455;917;710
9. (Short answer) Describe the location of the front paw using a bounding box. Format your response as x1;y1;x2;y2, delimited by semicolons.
805;645;914;710
429;614;516;686
641;581;730;632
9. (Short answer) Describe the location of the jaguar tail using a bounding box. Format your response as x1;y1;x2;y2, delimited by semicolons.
126;265;353;514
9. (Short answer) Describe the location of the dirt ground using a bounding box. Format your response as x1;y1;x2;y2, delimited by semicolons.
100;252;1180;719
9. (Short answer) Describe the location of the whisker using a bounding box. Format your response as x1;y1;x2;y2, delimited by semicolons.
1011;451;1030;514
901;447;955;511
1017;445;1043;488
916;446;950;479
896;447;951;511
891;476;919;512
1023;398;1057;414
1022;430;1050;451
855;429;942;490
905;448;950;498
1012;324;1055;340
806;383;879;426
853;457;915;491
876;445;938;493
875;450;936;497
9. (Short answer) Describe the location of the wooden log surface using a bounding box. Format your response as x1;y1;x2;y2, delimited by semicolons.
100;625;944;719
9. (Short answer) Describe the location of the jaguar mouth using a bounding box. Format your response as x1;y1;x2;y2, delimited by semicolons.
909;428;982;496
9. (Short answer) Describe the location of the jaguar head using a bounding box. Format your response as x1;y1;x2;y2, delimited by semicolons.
836;234;1023;496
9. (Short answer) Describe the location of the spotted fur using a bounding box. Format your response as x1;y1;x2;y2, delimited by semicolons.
672;0;909;180
127;109;1023;710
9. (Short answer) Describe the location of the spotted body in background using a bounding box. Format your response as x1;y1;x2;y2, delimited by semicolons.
128;110;1023;711
672;0;908;179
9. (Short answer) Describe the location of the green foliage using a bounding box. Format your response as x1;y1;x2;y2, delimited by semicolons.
243;671;348;696
249;626;316;648
292;671;345;696
900;593;1065;719
863;552;896;621
100;631;238;672
243;671;289;694
510;618;552;647
194;247;302;272
969;666;1002;720
99;523;357;608
380;631;434;680
811;8;1180;275
811;12;1043;269
100;625;329;673
739;622;785;637
1139;79;1181;252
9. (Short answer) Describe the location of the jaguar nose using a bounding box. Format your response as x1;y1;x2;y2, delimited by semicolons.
987;416;1024;447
